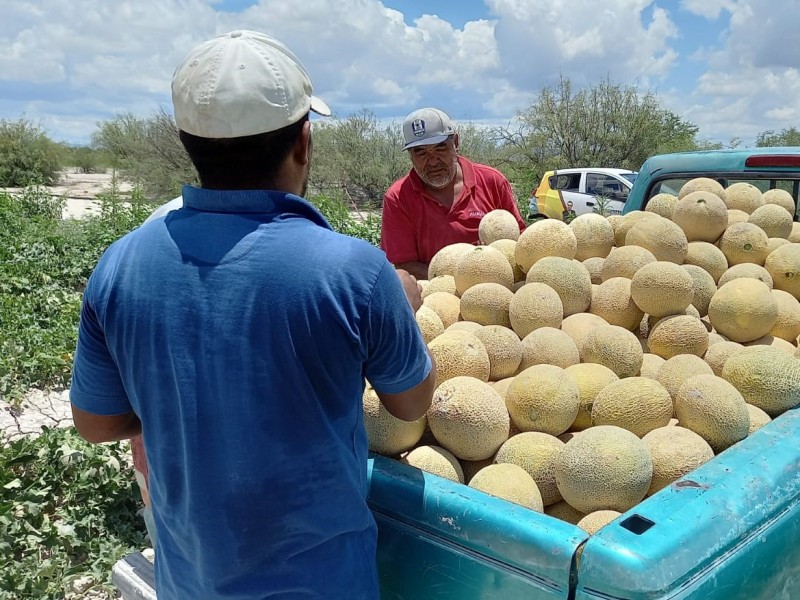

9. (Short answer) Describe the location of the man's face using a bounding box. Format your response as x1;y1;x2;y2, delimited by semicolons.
408;137;458;189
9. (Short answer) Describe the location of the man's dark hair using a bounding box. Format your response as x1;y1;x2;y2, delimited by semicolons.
179;113;309;189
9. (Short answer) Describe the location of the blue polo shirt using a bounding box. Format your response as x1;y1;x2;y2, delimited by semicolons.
70;186;431;599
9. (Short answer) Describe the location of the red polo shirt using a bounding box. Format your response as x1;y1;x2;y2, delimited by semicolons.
381;157;526;265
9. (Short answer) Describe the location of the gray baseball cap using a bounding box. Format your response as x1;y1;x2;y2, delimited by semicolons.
402;107;455;150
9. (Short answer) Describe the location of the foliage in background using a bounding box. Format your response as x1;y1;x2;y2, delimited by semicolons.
756;127;800;147
0;184;151;403
310;192;382;246
58;146;113;175
0;118;63;188
0;427;147;599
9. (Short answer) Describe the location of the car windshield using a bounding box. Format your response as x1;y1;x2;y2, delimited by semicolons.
622;173;638;184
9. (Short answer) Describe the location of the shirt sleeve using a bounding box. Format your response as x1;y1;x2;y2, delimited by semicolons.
380;189;421;264
69;280;132;416
363;262;431;395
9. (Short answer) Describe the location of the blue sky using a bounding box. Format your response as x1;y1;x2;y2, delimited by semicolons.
2;0;798;148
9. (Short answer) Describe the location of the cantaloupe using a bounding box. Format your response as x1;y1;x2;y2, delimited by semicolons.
581;324;644;378
415;306;445;344
657;354;714;400
707;278;778;343
490;377;514;400
577;510;621;535
762;188;795;213
767;237;791;253
639;353;666;379
555;425;653;513
495;432;565;506
474;325;523;381
683;242;729;283
469;463;544;511
508;282;564;338
679;177;726;201
703;340;746;376
642;426;714;494
460;457;495;484
614;211;660;247
591;377;673;437
743;334;797;355
724;182;763;214
583;257;605;284
519;327;579;371
561;313;609;358
404;445;464;483
446;320;483;333
719;222;770;266
515;220;577;273
645;193;678;218
506;364;580;435
565;362;619;431
682;264;717;317
428;330;490;387
769;289;800;342
603;248;658;286
363;382;427;456
422;291;462;328
454;246;514;294
489;238;526;283
525;257;593;316
748;204;793;239
746;404;772;434
722;346;800;416
545;500;586;525
672;191;729;242
790;223;800;243
630;261;695;318
717;263;774;289
570;213;615;260
625;216;689;264
427;376;510;461
647;315;709;359
674;374;750;452
727;209;750;225
589;277;644;331
764;243;800;300
428;243;474;279
479;209;521;244
422;274;457;298
459;282;514;327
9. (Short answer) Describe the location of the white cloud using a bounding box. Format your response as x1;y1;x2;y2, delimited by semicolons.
679;0;736;20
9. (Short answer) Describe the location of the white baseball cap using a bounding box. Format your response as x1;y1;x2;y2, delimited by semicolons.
402;107;456;150
172;30;331;139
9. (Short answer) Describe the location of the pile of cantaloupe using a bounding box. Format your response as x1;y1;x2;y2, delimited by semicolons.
364;188;800;535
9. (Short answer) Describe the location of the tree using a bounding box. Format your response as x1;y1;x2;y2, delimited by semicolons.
0;118;62;187
756;127;800;147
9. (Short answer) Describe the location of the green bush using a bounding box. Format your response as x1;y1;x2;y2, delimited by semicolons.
0;119;62;187
0;427;147;599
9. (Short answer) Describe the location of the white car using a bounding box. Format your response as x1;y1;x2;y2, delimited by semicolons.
530;167;638;219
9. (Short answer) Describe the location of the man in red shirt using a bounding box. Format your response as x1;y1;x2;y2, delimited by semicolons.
381;107;526;280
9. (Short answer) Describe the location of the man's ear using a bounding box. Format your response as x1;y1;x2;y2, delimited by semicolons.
453;132;460;151
293;120;312;166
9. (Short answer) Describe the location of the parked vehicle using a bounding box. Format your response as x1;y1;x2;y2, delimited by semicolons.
624;147;800;216
529;168;637;220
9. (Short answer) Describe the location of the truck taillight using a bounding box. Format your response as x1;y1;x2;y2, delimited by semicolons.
745;155;800;168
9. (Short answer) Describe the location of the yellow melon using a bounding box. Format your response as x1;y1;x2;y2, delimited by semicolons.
561;313;609;358
428;243;474;279
526;257;592;316
764;243;800;300
581;324;644;378
717;263;774;289
589;277;644;331
639;353;666;379
460;457;495;485
489;238;526;283
508;282;564;338
415;305;445;344
577;510;621;535
748;204;793;239
719;222;770;266
515;220;577;273
545;500;586;525
490;377;514;400
724;182;763;214
469;464;544;511
682;264;717;317
427;376;509;461
363;382;426;456
642;426;714;494
769;289;800;342
790;223;800;243
727;209;751;225
427;331;490;387
746;404;772;434
495;432;565;506
479;209;521;244
647;315;709;359
506;364;580;435
672;191;729;242
707;278;778;343
645;193;678;218
614;211;661;247
674;374;749;452
403;445;464;483
762;188;795;213
459;282;514;327
656;354;714;400
564;363;619;431
474;325;523;381
422;291;461;328
703;340;746;376
454;246;514;294
591;377;673;437
767;237;791;253
583;257;605;284
519;327;580;371
722;346;800;416
446;320;483;333
683;241;729;283
601;245;657;281
679;177;726;201
555;425;653;513
422;274;457;299
630;261;695;318
625;215;689;264
743;334;796;355
570;213;615;260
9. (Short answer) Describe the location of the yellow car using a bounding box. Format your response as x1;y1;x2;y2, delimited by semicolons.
528;168;637;221
528;170;566;220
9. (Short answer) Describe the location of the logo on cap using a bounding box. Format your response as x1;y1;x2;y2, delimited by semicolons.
411;119;426;138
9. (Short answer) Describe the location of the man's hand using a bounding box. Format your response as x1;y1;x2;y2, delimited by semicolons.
396;268;423;313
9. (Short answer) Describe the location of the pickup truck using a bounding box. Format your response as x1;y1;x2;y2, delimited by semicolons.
529;168;637;220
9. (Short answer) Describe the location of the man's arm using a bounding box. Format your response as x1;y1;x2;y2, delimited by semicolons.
376;348;437;421
496;175;527;231
394;261;428;281
72;405;142;443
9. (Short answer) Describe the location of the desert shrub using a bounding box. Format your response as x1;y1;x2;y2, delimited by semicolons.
0;118;62;187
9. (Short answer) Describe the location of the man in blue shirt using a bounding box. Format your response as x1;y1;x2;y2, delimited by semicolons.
70;30;436;599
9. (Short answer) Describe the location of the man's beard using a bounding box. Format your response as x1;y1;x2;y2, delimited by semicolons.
417;158;457;189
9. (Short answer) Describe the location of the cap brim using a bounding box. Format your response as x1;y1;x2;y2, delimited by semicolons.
310;95;331;117
403;134;450;150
